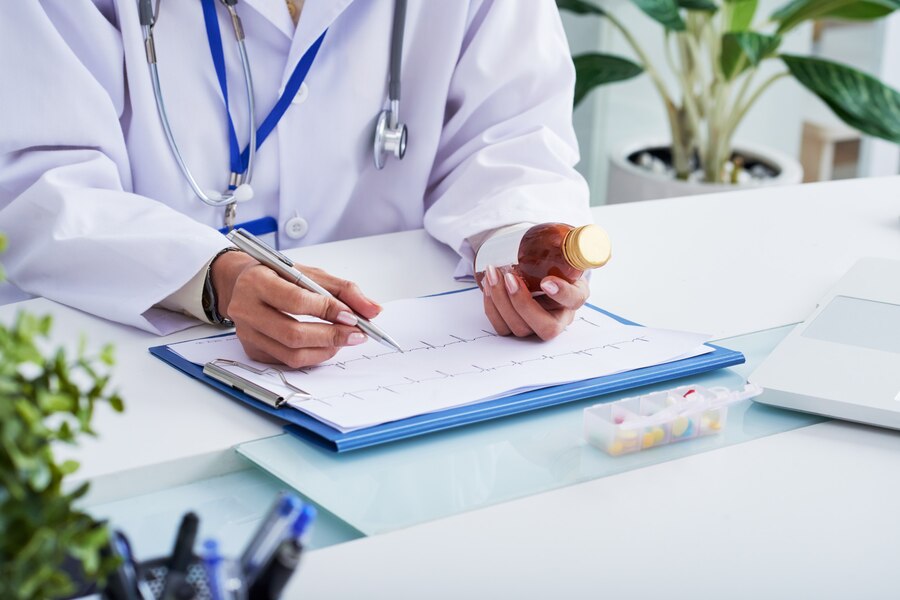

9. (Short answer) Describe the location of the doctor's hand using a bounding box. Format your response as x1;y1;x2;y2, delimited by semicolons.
481;266;590;341
211;251;382;368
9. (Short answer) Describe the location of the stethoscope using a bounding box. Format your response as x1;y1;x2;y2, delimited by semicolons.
139;0;408;230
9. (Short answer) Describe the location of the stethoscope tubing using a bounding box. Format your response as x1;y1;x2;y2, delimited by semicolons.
144;0;407;213
143;9;256;207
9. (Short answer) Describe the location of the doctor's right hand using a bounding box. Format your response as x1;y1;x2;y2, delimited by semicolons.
210;251;383;368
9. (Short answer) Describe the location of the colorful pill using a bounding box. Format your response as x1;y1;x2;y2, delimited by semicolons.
609;441;624;455
642;433;655;448
672;417;689;437
652;427;665;443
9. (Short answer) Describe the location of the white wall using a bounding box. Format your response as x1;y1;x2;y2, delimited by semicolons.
559;11;604;199
561;0;813;204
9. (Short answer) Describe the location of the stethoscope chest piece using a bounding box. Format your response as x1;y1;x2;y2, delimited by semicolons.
374;108;408;170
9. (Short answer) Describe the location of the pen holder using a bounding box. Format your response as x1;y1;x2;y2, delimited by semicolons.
584;383;762;456
137;557;216;599
101;493;314;600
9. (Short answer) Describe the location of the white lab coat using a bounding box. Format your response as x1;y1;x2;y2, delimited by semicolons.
0;0;591;334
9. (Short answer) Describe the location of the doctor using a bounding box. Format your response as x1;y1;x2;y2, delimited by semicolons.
0;0;594;368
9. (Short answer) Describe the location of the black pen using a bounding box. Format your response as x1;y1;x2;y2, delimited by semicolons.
162;512;199;600
247;505;316;600
241;493;301;583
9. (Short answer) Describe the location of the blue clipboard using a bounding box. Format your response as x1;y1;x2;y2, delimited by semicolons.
150;302;744;452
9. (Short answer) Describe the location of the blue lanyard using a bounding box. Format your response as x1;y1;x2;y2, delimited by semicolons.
200;0;326;180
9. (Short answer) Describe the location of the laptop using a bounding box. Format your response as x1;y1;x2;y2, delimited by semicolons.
750;257;900;429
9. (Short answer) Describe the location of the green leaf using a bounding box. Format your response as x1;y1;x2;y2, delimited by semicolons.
724;0;757;30
58;460;80;475
99;343;115;367
772;0;900;33
68;481;91;501
556;0;606;15
38;391;75;413
783;54;900;143
38;315;52;336
631;0;686;30
828;3;896;19
573;53;644;106
57;420;74;442
720;32;781;79
679;0;718;11
109;393;125;413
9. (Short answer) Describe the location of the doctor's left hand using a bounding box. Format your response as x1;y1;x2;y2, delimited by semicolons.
211;251;382;368
480;267;590;341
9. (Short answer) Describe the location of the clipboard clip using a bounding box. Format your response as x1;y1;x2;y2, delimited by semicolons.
203;359;317;409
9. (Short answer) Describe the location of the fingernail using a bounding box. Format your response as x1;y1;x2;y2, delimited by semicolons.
486;265;499;287
483;281;492;297
347;332;367;346
504;272;519;295
336;311;358;326
541;280;559;295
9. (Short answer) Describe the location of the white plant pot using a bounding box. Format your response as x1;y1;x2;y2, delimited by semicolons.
606;138;804;203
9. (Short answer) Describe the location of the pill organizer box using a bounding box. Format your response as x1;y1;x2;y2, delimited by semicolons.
584;383;762;456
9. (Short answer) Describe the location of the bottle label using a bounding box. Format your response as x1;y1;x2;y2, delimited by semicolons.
474;224;532;273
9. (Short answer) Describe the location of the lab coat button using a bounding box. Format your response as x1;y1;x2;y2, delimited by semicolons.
284;216;309;240
292;83;309;105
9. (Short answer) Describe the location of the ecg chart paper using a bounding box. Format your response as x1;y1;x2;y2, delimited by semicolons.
170;290;712;432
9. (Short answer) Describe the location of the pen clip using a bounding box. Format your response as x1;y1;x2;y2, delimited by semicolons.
230;228;294;267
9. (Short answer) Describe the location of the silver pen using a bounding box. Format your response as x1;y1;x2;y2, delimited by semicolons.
226;228;403;352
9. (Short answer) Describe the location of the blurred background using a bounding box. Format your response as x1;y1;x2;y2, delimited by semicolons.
560;0;900;205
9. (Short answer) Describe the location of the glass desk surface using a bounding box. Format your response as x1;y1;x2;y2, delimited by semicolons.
236;325;826;535
84;467;364;559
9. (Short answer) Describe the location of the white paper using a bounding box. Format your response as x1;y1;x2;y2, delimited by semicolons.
169;290;712;432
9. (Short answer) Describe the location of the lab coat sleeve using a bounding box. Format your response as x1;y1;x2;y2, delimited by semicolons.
422;0;593;276
0;1;229;334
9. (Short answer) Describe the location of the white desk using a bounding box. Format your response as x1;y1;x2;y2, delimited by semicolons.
5;176;899;596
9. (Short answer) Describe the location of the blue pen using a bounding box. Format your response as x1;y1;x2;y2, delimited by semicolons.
241;494;302;582
110;531;140;600
292;504;316;540
203;539;226;600
248;505;317;600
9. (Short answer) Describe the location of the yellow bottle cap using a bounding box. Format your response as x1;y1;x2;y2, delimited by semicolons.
562;224;612;270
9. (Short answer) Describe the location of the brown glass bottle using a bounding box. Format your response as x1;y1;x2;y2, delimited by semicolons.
474;223;612;294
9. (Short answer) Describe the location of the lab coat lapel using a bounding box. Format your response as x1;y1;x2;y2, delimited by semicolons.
241;0;294;39
281;0;355;87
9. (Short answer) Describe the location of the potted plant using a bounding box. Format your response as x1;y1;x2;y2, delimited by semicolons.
560;0;900;201
0;233;125;599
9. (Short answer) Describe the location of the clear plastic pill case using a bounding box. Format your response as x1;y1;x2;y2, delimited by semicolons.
584;383;762;456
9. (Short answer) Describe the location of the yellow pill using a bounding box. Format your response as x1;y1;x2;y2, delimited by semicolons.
609;441;624;455
620;429;638;440
642;434;655;448
653;428;665;443
672;417;688;437
709;421;721;431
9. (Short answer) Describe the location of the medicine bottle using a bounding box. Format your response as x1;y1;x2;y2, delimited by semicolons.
474;223;611;295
